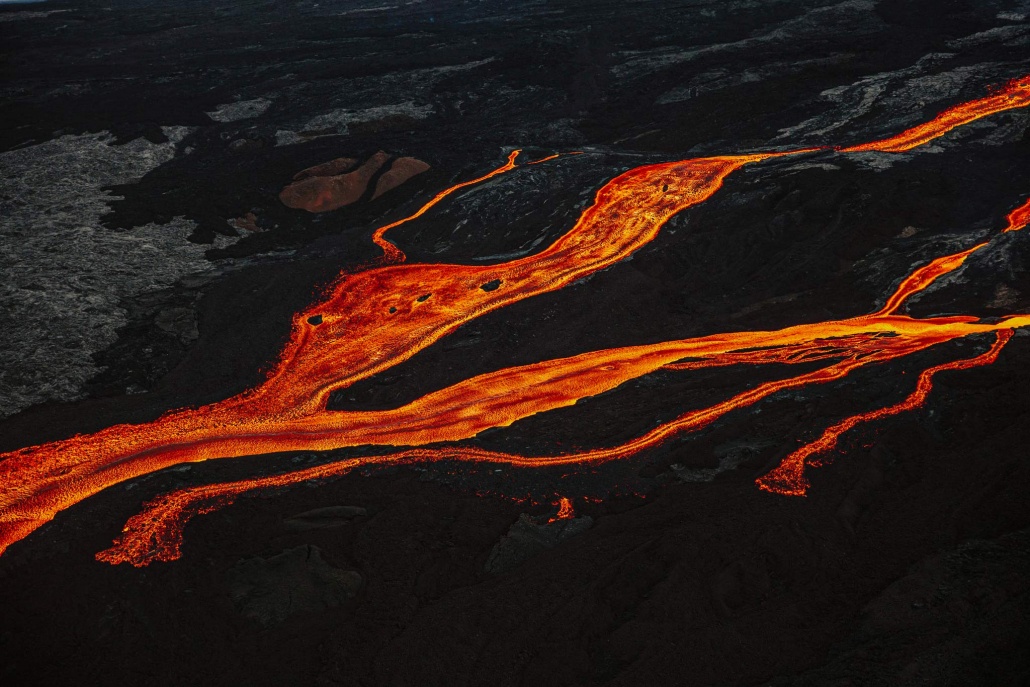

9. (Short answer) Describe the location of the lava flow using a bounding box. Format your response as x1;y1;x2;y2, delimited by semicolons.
370;149;523;263
840;75;1030;152
548;497;576;523
755;329;1014;496
3;75;1030;564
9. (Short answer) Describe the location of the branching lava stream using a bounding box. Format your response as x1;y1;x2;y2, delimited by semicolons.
2;75;1030;565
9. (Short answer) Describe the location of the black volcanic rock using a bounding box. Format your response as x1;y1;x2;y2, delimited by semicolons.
777;527;1030;686
226;545;362;626
284;505;367;531
485;512;594;574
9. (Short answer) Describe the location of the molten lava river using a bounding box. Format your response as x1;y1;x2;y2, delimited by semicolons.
2;76;1030;566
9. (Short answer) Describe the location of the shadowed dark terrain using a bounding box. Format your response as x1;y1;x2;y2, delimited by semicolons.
2;0;1030;685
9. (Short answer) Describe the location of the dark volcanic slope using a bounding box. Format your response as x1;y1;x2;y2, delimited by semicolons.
2;0;1030;685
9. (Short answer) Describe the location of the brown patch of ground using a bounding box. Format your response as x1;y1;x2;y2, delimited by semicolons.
279;151;390;213
373;157;430;199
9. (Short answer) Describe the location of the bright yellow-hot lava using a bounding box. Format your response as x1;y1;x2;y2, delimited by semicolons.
2;76;1030;566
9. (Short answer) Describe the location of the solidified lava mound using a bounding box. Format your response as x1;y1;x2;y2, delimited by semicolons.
279;151;390;212
279;151;430;212
372;156;431;199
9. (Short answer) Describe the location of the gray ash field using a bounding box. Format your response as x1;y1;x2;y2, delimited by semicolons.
2;1;1030;685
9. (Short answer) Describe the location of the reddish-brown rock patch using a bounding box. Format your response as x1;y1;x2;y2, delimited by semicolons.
372;157;431;199
279;151;390;213
230;212;261;232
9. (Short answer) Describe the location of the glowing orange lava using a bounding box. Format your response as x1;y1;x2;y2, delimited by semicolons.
370;149;523;263
2;75;1030;565
1003;196;1030;233
839;75;1030;153
756;329;1013;496
548;497;575;523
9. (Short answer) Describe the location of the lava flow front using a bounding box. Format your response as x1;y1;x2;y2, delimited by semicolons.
2;75;1030;565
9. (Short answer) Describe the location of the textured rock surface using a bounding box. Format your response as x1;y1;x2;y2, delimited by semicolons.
226;545;362;626
485;512;594;574
206;98;273;124
0;133;236;418
283;505;368;531
777;528;1030;686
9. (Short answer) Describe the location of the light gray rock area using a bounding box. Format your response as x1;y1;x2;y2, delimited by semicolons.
206;97;273;123
612;0;882;80
0;9;69;23
159;125;195;146
946;23;1030;49
226;545;363;626
655;55;851;106
485;512;593;574
0;132;236;418
276;100;434;145
271;58;493;145
301;100;433;135
997;0;1030;23
773;55;1030;155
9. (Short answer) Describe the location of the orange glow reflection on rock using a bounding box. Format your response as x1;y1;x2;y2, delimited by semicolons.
3;76;1030;563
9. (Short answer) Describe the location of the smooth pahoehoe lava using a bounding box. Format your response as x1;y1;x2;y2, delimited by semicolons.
2;75;1030;565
